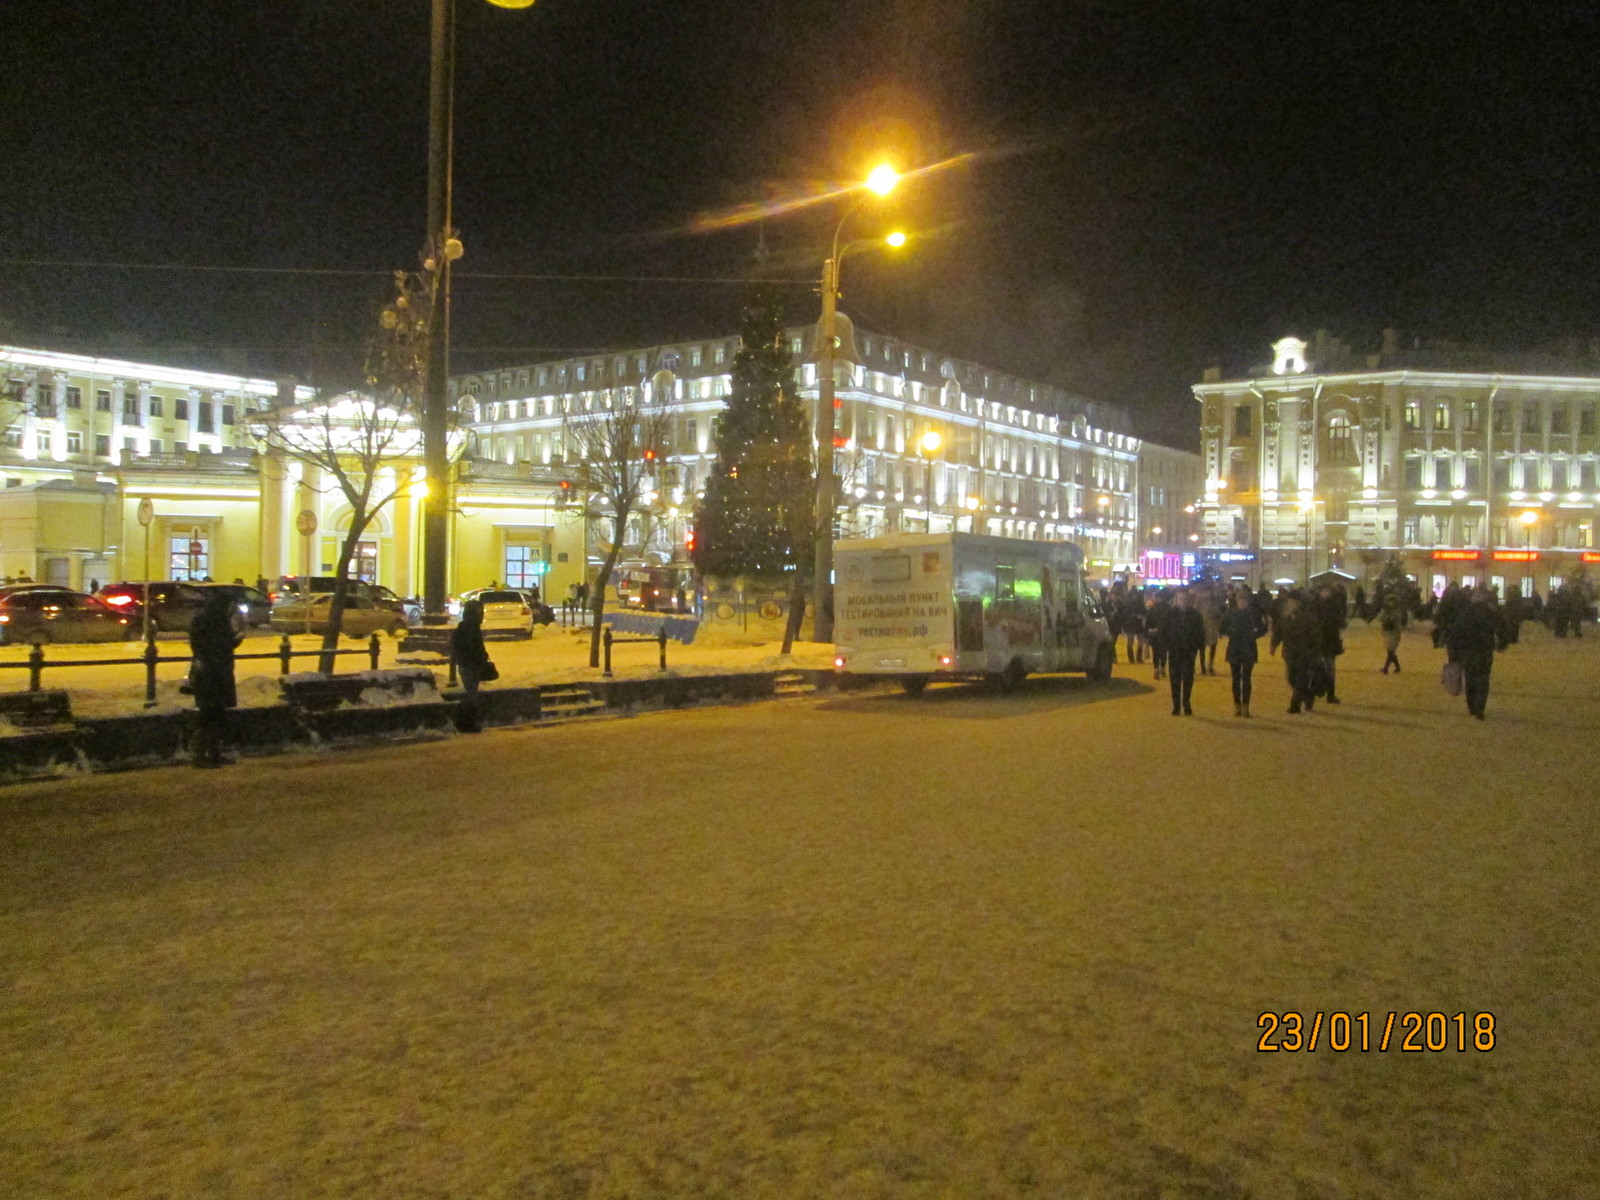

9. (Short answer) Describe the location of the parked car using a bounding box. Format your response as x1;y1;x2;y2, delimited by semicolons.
273;577;420;626
0;587;134;644
96;581;214;633
452;587;551;636
268;593;409;638
194;582;273;627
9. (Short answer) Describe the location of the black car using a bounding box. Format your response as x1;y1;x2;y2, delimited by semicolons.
193;583;273;627
0;587;134;644
97;581;213;633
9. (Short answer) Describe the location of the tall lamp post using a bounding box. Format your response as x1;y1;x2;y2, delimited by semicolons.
1298;497;1316;584
918;429;942;532
1519;509;1539;597
421;0;535;625
812;166;902;643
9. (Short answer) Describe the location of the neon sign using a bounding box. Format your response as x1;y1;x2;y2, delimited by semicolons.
1430;550;1481;561
1491;550;1539;562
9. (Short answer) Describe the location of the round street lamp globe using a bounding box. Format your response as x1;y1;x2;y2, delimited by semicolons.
866;164;900;196
1519;510;1539;526
885;230;908;248
920;430;942;453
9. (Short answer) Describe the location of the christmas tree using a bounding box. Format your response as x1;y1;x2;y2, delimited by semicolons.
691;289;815;581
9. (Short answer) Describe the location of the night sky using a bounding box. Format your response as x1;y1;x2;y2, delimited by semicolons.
4;0;1598;449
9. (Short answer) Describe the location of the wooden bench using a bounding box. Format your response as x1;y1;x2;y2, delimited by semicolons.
0;689;74;729
279;668;438;713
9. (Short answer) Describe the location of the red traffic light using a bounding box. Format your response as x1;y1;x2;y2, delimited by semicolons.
643;448;657;462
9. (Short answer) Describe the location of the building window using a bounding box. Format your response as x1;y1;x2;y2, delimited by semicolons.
1522;406;1540;434
1463;402;1480;432
221;404;235;426
148;439;162;454
95;389;112;412
1402;516;1419;544
1581;407;1596;436
504;544;543;590
122;396;141;423
575;364;586;382
94;434;111;456
37;432;53;454
66;432;82;453
352;541;378;583
196;401;214;433
1403;457;1424;489
1492;405;1511;434
1434;403;1451;431
1404;402;1421;430
34;385;56;418
1551;460;1568;491
175;398;189;421
1462;457;1482;490
65;386;82;409
169;535;210;581
173;441;187;453
148;397;163;418
1551;407;1569;435
1;430;20;449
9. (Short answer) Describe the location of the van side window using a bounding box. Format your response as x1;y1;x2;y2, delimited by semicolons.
995;565;1015;600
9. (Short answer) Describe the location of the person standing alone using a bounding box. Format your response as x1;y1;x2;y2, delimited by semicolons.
1445;586;1502;719
451;599;492;733
1379;594;1406;673
1157;587;1206;715
1220;585;1268;717
188;588;241;767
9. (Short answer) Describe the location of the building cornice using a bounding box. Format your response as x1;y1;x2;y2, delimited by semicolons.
1194;369;1600;399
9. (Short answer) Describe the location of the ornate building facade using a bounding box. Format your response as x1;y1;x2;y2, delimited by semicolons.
1194;332;1600;593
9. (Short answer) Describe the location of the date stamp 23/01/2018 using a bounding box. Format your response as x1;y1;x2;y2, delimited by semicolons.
1257;1011;1496;1053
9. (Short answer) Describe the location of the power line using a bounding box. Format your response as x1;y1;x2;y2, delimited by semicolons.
0;258;813;285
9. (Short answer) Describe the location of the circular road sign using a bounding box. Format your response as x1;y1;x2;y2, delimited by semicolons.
296;509;318;536
136;497;154;527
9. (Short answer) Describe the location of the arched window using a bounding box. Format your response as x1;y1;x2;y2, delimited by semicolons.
1326;413;1357;466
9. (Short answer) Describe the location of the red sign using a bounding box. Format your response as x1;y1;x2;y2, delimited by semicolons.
1584;552;1600;564
1430;549;1481;561
1491;550;1540;563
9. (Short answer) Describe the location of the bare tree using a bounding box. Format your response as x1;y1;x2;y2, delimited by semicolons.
250;267;438;672
563;384;674;668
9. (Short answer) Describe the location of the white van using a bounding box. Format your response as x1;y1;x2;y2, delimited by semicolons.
832;532;1114;694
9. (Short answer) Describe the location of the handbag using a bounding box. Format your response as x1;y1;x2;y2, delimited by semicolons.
479;659;500;683
1440;661;1463;697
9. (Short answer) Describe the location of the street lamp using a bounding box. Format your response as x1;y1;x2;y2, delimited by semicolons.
421;0;534;626
1298;497;1316;584
918;429;942;532
812;166;903;642
1520;509;1539;596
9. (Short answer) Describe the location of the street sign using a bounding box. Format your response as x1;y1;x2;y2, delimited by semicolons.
296;509;318;536
136;497;154;527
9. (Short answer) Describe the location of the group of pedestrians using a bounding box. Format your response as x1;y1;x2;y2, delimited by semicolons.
1102;569;1582;721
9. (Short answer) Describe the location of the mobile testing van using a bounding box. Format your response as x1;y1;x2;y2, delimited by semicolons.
832;532;1115;694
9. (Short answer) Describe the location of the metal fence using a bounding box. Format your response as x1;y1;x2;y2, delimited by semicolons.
0;633;387;706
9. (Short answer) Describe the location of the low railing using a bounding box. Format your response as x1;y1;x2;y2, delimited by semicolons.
602;625;669;677
0;633;387;706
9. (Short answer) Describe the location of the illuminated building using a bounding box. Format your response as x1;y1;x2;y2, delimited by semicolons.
1194;330;1600;595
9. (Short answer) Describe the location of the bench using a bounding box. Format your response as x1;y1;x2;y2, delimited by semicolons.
0;689;74;729
279;668;439;712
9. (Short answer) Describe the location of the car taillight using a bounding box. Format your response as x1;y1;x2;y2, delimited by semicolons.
520;606;530;616
104;594;135;606
834;655;845;668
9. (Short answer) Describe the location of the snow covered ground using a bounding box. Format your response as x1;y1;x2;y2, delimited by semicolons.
1;621;1596;1197
0;622;833;719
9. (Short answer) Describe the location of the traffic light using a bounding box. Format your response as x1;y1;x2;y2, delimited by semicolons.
685;528;696;554
643;447;657;463
557;479;571;507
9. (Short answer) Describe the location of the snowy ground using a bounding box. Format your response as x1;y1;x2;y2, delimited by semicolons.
0;621;832;719
2;622;1596;1198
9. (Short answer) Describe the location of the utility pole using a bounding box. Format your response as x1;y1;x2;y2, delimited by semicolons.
421;0;455;624
812;257;838;643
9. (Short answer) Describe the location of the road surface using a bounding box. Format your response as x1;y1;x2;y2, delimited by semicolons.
2;623;1596;1198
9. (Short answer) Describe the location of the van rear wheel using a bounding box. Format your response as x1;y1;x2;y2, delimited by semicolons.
900;676;928;696
993;658;1027;693
1089;643;1114;681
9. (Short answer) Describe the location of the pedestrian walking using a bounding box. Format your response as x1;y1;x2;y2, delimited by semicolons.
1146;588;1172;680
1270;591;1322;714
188;588;241;767
1312;582;1347;703
1156;587;1205;715
1379;595;1406;673
1123;590;1147;665
1220;586;1267;717
451;599;494;733
1196;582;1223;675
1444;586;1502;719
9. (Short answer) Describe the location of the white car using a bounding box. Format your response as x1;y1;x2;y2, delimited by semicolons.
454;588;540;636
269;594;409;638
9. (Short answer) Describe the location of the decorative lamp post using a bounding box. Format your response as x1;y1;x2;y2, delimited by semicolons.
1520;509;1539;596
1298;497;1315;583
919;429;942;532
812;165;902;642
421;0;535;626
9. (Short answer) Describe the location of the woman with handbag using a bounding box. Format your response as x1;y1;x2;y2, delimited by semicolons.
451;599;496;732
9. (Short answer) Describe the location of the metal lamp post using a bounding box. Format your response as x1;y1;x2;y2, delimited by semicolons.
919;429;942;533
421;0;535;626
1520;509;1538;596
1299;498;1316;584
811;168;902;643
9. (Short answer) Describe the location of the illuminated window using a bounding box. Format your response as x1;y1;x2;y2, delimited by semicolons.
94;434;110;456
1434;403;1452;431
67;432;82;453
1404;402;1421;430
1463;401;1479;432
148;397;163;417
169;536;211;581
95;389;111;412
65;386;82;409
504;544;544;590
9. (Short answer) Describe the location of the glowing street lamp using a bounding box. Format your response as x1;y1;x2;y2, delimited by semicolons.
813;165;905;641
919;430;943;532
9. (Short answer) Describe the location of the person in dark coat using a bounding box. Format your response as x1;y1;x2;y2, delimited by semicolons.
1145;588;1172;680
1157;587;1206;715
451;599;492;733
1122;590;1147;665
1444;586;1502;719
1378;594;1406;673
1220;586;1268;717
1311;582;1347;702
1270;591;1322;714
188;587;241;767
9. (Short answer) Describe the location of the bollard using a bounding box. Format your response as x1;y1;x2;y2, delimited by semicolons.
28;642;44;692
447;651;458;688
658;624;668;672
368;632;381;670
278;634;293;675
143;632;159;707
603;626;613;677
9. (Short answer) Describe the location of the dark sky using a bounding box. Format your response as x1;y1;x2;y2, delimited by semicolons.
4;0;1598;449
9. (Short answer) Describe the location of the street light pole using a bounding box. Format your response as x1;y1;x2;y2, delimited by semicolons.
421;0;456;626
